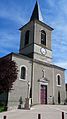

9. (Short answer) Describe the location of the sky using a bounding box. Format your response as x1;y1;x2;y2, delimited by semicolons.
0;0;67;82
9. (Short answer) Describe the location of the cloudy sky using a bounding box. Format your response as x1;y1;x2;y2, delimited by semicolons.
0;0;67;82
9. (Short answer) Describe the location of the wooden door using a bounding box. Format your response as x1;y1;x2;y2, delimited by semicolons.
40;85;47;104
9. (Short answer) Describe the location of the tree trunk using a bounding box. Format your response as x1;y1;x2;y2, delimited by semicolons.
4;91;8;111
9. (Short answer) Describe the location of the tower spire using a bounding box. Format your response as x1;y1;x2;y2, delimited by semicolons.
30;1;43;22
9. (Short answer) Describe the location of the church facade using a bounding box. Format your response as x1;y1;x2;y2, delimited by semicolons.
1;2;66;109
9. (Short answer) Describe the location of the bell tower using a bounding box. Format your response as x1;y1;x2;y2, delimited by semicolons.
19;1;53;63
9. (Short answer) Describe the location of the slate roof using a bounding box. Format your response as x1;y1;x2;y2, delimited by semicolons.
30;1;43;22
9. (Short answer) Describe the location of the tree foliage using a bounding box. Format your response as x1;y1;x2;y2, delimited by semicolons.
0;58;18;93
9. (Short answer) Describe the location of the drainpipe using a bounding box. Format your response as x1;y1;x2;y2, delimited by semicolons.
53;66;55;104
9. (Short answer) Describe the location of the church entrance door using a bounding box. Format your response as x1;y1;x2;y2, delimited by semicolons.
40;85;47;104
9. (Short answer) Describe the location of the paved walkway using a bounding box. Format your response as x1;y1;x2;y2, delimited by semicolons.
0;105;67;119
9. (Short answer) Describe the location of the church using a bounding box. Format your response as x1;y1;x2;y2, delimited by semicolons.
1;1;66;109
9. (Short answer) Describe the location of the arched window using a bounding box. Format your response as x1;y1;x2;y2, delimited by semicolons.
25;30;30;46
56;74;61;86
41;30;46;45
58;91;61;104
21;66;26;79
57;75;61;85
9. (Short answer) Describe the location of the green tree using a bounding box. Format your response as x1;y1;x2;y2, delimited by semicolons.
0;57;18;110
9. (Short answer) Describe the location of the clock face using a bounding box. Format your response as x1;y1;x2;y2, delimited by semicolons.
40;48;47;55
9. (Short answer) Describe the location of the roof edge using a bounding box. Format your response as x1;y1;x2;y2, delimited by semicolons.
19;19;54;31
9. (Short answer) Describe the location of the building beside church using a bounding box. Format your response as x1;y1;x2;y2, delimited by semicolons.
0;1;65;109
